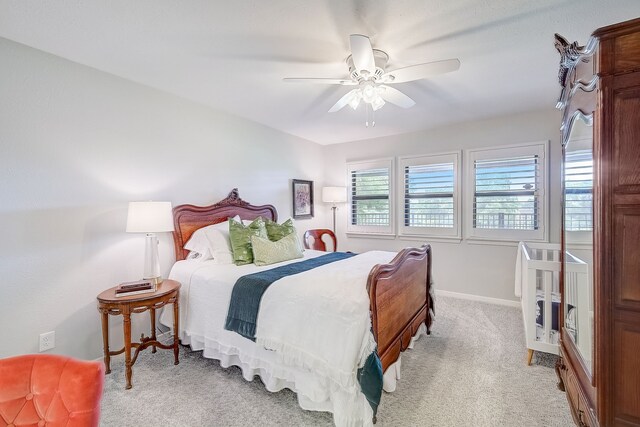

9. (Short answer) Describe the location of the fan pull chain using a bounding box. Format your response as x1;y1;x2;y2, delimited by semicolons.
365;104;369;128
363;104;377;128
364;104;376;128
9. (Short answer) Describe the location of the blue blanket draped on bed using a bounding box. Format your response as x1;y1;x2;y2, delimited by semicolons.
358;349;383;417
224;251;384;416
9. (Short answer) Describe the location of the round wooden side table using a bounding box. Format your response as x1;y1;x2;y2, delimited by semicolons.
97;279;180;389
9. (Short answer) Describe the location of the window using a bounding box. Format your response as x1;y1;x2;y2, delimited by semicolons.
347;159;394;235
466;142;548;242
398;152;461;239
564;149;593;232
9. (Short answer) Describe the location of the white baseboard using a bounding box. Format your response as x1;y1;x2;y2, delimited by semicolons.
435;289;520;308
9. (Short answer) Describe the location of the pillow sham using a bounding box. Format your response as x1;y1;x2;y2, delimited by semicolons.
229;217;268;265
184;232;213;261
183;215;240;264
206;215;241;264
205;229;234;265
251;232;303;266
265;218;296;242
186;250;210;261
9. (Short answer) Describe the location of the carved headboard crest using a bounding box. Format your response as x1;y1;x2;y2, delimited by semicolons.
213;188;249;208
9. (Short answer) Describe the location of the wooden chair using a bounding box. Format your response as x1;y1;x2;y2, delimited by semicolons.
303;229;337;252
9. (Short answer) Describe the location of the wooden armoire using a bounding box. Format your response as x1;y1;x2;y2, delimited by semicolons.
555;17;640;427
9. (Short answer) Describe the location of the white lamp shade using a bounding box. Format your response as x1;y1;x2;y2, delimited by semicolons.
322;186;347;203
126;201;174;233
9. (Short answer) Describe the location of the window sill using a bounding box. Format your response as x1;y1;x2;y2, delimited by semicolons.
398;234;462;244
346;232;396;240
466;238;548;247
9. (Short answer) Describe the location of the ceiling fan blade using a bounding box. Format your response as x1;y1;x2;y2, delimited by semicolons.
379;85;416;108
349;34;376;75
328;89;359;113
283;78;356;85
383;59;460;83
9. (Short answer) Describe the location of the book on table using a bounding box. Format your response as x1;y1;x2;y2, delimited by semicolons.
115;280;156;297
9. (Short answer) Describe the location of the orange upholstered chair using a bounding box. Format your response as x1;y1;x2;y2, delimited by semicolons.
0;354;104;427
303;229;337;252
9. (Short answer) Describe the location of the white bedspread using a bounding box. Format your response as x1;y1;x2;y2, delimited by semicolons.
160;250;422;427
257;251;393;390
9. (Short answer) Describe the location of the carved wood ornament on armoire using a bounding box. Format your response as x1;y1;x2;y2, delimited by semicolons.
555;16;640;427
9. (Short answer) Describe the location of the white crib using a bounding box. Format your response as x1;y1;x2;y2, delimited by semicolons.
516;242;589;365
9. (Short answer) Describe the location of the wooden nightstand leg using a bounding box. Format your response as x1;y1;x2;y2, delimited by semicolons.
123;310;133;389
150;307;157;354
173;297;180;365
100;309;111;374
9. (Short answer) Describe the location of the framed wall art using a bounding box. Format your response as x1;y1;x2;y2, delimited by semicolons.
292;179;314;219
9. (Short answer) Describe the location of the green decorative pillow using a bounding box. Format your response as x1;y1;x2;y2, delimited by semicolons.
229;217;267;265
251;232;303;266
265;218;296;241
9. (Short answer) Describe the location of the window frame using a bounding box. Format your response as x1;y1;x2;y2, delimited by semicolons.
397;151;462;240
346;158;395;236
465;141;549;243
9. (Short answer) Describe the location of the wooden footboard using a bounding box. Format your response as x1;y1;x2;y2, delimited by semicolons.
366;244;432;372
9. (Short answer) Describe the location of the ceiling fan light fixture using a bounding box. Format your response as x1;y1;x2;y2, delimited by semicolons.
348;92;361;110
361;83;377;103
371;96;385;111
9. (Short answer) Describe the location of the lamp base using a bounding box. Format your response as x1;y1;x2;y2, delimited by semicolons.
143;233;162;284
143;275;163;285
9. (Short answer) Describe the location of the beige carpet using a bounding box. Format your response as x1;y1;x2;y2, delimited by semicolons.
100;296;574;426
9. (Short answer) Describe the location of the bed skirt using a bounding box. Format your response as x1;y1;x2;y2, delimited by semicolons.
177;323;427;426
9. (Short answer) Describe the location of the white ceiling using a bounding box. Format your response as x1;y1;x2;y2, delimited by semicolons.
1;1;638;145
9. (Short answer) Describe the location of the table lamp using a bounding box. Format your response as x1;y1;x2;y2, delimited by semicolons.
126;201;174;284
322;186;347;233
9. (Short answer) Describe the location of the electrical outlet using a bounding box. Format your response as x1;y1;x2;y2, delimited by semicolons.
39;331;55;352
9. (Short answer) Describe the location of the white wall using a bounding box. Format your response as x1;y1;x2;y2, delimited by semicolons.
323;109;563;302
0;38;326;359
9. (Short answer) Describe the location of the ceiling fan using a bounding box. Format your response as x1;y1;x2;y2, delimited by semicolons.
283;34;460;119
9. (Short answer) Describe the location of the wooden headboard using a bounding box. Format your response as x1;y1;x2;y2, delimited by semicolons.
172;188;278;261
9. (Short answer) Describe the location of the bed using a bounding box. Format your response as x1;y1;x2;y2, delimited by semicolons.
161;189;433;426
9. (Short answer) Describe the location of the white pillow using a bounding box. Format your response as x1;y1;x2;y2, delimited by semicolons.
206;227;235;265
183;215;240;264
186;250;210;261
184;233;213;261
